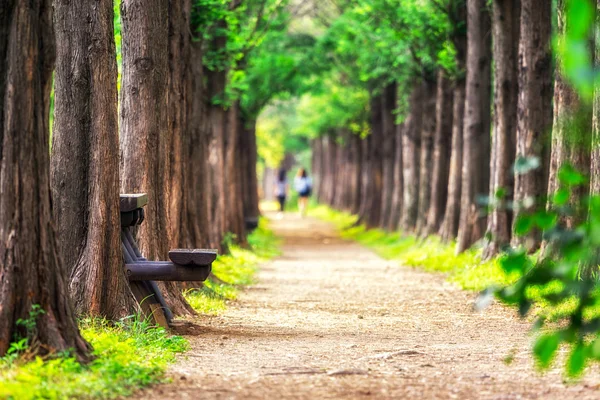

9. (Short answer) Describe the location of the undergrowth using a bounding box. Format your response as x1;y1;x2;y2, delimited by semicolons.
0;315;187;400
184;218;280;315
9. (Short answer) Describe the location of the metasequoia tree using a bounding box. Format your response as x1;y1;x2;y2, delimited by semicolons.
439;1;467;242
0;0;90;360
415;77;437;235
456;0;492;253
511;0;553;249
52;0;137;318
425;71;453;235
482;0;520;259
380;83;398;229
401;84;424;231
546;0;592;229
120;0;194;316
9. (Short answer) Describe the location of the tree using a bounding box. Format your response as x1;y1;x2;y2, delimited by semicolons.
482;0;520;259
511;0;553;250
456;0;492;253
52;0;137;318
120;0;195;316
425;71;453;235
379;83;398;229
0;0;90;361
401;84;424;231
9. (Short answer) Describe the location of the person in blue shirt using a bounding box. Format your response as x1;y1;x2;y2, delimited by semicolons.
294;168;312;217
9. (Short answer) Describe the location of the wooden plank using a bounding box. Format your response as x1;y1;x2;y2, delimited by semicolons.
168;249;217;266
126;261;211;282
120;193;148;212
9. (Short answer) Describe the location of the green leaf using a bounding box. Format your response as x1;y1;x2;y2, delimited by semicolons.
553;188;570;206
514;215;534;236
533;333;560;369
534;210;558;230
567;343;587;377
558;164;586;186
499;251;527;274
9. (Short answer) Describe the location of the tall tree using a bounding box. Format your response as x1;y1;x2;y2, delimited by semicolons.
425;71;453;235
456;0;492;253
0;0;90;360
402;83;424;232
416;77;437;235
379;83;398;229
546;0;592;229
483;0;520;259
439;0;467;242
511;0;553;250
388;120;405;231
52;0;137;318
120;0;194;316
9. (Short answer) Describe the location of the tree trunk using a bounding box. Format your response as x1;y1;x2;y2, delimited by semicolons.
358;95;384;228
439;81;466;241
482;0;520;259
511;0;553;250
312;138;324;202
241;118;260;222
379;83;397;229
52;0;137;318
401;84;424;232
456;0;492;253
120;0;194;317
167;0;192;249
350;133;363;214
547;0;592;229
425;72;453;235
416;78;438;235
225;101;246;242
439;2;467;242
0;0;90;361
187;40;212;248
388;122;405;231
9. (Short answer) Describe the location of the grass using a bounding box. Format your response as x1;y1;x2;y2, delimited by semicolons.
0;316;187;400
184;217;281;315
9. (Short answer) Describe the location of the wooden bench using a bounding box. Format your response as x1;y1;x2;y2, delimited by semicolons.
245;217;259;232
120;194;217;326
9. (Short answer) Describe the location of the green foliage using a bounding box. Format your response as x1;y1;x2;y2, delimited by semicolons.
0;315;187;399
486;165;600;377
184;218;281;315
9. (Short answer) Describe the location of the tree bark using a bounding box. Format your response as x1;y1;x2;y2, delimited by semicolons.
52;0;137;318
547;1;592;229
1;0;90;361
358;95;384;228
388;122;405;231
120;0;194;317
425;72;453;235
225;101;246;242
440;81;466;241
241;118;260;222
380;83;397;229
187;40;212;248
482;0;520;259
511;0;553;250
401;84;424;232
416;78;438;235
456;0;492;253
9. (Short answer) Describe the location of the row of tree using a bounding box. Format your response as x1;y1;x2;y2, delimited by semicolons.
0;0;293;360
310;0;596;259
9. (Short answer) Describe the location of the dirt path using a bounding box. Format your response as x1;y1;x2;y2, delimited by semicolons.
135;214;600;399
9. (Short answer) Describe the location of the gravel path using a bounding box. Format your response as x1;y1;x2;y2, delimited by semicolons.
134;213;600;399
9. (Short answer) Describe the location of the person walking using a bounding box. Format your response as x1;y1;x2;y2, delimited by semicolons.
294;168;312;217
274;169;289;217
